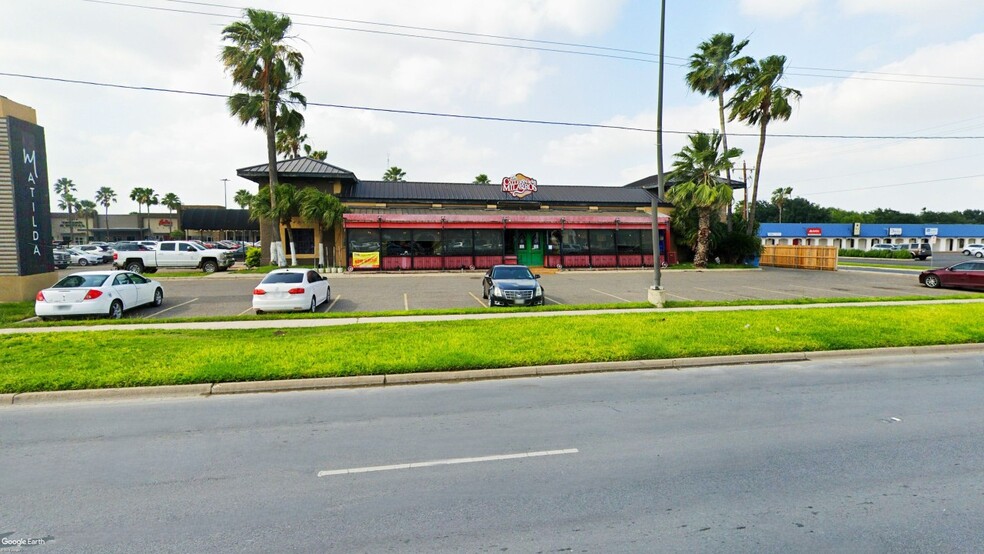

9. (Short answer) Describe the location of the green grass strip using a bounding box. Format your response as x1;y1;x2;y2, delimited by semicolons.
2;303;982;393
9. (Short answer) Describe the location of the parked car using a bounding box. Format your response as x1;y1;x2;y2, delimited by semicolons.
870;244;896;251
67;248;103;266
252;268;331;314
919;261;984;291
113;240;235;273
897;243;932;260
962;244;984;257
77;244;114;263
35;270;164;320
52;249;70;269
482;264;545;307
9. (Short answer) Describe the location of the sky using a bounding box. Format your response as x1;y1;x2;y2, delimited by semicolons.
2;0;983;216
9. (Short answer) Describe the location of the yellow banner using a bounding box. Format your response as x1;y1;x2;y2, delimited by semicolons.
352;251;380;269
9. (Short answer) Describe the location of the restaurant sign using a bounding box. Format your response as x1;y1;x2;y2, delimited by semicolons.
352;251;380;269
806;227;822;236
501;173;537;199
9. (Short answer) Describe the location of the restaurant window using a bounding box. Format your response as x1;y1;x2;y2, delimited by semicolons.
444;230;473;255
589;230;616;254
560;229;589;254
293;228;315;254
413;230;442;256
474;230;503;255
641;229;653;253
348;229;380;252
616;230;641;254
382;229;413;257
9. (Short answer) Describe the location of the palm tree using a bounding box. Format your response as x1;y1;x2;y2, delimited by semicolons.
130;187;158;237
161;192;181;234
53;178;78;245
303;144;327;161
771;186;793;223
686;33;753;231
728;54;802;234
298;187;345;267
275;117;306;159
77;199;98;242
234;189;254;209
383;166;406;182
250;183;302;266
95;186;117;233
473;174;491;185
666;131;742;268
222;8;306;264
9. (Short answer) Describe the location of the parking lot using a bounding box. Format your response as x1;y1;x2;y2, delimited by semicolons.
95;261;975;320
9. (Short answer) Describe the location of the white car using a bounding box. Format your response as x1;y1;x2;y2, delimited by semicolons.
962;244;984;257
870;244;896;251
252;268;331;314
67;248;103;266
35;270;164;320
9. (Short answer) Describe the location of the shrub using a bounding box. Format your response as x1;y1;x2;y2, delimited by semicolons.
169;230;185;239
245;247;262;268
712;229;763;264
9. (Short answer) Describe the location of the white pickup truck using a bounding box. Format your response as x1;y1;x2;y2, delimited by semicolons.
113;240;235;273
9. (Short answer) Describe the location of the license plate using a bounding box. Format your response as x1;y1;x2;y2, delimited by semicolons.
55;304;70;310
514;299;525;304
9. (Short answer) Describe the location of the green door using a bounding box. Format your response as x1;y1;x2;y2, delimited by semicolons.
516;231;544;267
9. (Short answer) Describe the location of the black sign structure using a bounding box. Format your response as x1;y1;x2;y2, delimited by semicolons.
7;116;53;275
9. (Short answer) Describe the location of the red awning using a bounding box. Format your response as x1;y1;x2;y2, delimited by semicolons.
343;212;668;230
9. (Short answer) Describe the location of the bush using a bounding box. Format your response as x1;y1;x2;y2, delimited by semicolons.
711;228;763;264
838;248;912;259
245;247;262;268
169;230;185;239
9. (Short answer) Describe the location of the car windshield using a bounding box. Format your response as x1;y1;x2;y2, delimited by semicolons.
492;267;534;280
261;272;304;284
53;274;110;288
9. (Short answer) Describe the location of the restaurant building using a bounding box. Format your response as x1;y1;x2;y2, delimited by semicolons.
236;158;680;271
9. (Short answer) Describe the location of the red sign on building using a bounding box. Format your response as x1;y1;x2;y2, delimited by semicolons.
501;173;538;199
806;227;822;236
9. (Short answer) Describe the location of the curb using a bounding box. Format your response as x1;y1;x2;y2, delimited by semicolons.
4;343;981;406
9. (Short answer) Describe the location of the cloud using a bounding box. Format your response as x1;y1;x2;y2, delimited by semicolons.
739;0;821;19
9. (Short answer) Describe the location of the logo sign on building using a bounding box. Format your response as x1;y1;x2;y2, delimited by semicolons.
159;219;172;227
351;251;380;269
889;227;902;236
501;173;538;199
6;117;53;276
924;227;938;236
806;227;822;236
767;232;782;237
853;222;861;236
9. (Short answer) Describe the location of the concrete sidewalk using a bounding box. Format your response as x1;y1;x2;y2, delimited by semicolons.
3;343;982;406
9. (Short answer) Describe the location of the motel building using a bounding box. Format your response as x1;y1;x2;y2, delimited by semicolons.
758;223;984;252
235;158;702;271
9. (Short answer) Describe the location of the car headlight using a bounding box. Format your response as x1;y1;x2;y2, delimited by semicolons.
535;285;542;296
492;286;502;296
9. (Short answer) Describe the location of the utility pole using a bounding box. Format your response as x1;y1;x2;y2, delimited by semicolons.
647;0;667;308
221;178;229;209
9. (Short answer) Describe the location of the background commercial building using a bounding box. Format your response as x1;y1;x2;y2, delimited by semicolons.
759;223;984;252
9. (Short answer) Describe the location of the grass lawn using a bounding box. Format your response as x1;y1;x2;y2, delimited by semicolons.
2;302;982;393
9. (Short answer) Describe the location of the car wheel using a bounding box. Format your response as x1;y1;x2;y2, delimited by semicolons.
923;274;941;288
78;258;88;266
255;309;264;315
202;260;218;273
108;300;124;319
977;252;984;258
153;287;164;307
488;294;494;308
310;296;317;313
326;288;331;303
125;261;144;273
482;286;488;299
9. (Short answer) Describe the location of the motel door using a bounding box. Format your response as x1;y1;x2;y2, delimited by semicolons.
515;231;544;267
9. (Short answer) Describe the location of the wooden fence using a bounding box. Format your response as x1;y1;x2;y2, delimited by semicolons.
761;245;838;271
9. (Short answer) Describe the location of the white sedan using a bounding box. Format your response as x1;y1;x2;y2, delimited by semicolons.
252;268;331;314
67;248;103;266
35;270;164;320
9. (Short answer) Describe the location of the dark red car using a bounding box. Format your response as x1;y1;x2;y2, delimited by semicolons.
919;261;984;291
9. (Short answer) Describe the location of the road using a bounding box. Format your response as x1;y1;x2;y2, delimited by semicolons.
3;351;983;552
117;264;975;320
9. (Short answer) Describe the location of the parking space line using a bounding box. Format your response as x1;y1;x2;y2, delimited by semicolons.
742;286;803;297
694;287;758;299
467;291;487;307
545;296;562;305
142;298;198;319
325;294;340;312
590;288;632;302
317;448;579;477
237;306;254;316
404;293;409;311
665;292;693;301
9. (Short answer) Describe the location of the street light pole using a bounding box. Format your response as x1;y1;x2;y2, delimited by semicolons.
648;0;667;307
221;178;229;209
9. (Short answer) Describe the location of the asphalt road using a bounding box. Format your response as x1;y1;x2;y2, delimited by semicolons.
3;351;983;552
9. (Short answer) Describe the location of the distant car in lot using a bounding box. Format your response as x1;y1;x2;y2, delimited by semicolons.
962;244;984;257
482;264;545;307
67;248;103;266
897;243;932;260
52;249;71;269
35;270;164;320
919;261;984;291
870;244;897;251
252;268;331;314
77;244;114;263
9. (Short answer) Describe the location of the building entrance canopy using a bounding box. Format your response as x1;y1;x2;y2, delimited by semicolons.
343;211;669;230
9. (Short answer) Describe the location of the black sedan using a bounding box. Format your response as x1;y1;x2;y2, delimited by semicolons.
481;264;544;307
919;261;984;291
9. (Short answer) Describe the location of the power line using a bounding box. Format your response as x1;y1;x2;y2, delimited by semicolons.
807;173;984;195
3;71;984;140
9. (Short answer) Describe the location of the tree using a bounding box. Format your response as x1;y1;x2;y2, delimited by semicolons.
77;199;98;242
473;174;491;185
222;8;306;264
234;189;254;209
303;144;327;161
54;178;78;245
249;183;302;266
728;54;801;235
95;186;117;233
275;118;306;159
298;187;345;266
383;166;406;182
771;186;793;223
161;192;182;234
666;131;741;268
686;33;753;230
130;187;159;237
